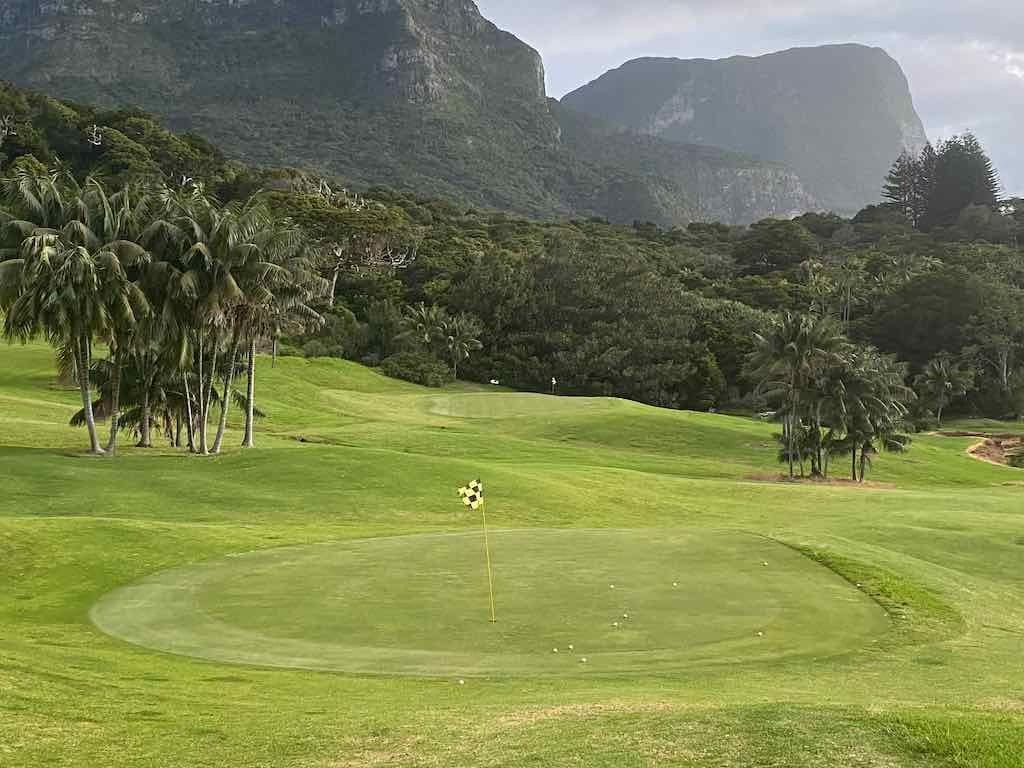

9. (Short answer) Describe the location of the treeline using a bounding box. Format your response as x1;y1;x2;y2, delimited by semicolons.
3;81;1024;462
883;133;1003;231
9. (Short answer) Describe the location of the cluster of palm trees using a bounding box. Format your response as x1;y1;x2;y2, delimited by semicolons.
401;302;483;378
0;163;325;455
751;313;914;482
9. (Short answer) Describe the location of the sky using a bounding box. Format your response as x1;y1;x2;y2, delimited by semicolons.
477;1;1023;197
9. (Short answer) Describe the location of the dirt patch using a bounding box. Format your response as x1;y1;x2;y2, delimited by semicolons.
492;701;680;729
978;697;1024;713
746;473;896;489
966;436;1023;468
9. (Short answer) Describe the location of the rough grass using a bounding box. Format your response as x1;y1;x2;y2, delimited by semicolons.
1;341;1023;767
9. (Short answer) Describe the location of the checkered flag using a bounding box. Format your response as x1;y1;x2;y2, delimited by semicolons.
458;480;484;510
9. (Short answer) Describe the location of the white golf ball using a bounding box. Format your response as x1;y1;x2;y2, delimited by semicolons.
612;622;619;628
609;584;615;589
553;648;559;653
762;562;769;567
580;657;588;663
458;679;465;685
568;644;574;651
623;613;629;619
672;581;679;587
757;631;764;637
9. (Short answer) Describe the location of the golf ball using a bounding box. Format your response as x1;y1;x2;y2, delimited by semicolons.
612;622;619;628
568;644;574;651
580;657;588;663
762;562;769;567
623;613;629;619
609;584;615;589
458;679;465;685
553;648;559;653
673;581;679;587
757;631;764;637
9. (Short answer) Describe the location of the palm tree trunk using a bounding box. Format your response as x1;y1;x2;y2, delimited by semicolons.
106;346;123;455
329;265;340;304
212;339;240;454
76;335;105;455
199;336;218;456
936;405;944;428
183;372;196;453
197;336;208;455
138;383;152;448
242;337;257;448
851;447;858;482
859;446;868;483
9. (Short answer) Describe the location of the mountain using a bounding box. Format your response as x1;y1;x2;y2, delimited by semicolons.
0;0;814;225
563;45;929;215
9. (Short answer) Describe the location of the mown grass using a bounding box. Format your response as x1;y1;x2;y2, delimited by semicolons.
2;341;1023;767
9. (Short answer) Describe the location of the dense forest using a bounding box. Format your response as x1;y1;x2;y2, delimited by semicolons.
2;82;1023;470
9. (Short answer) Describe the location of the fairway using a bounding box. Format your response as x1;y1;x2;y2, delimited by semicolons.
4;343;1024;767
91;529;889;676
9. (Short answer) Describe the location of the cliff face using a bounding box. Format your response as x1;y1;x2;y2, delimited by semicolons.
563;44;929;214
0;0;817;225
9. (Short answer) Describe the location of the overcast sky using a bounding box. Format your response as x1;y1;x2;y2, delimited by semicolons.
477;1;1023;196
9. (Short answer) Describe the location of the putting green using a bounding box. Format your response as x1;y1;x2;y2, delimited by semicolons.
91;529;889;677
424;392;610;419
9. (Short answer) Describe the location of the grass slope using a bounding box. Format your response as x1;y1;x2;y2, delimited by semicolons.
2;341;1023;767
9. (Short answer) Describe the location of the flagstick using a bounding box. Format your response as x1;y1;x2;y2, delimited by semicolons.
480;499;497;623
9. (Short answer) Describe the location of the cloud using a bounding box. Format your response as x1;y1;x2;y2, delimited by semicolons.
477;1;1024;195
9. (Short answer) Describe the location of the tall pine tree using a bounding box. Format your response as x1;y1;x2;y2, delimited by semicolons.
882;150;921;225
922;133;1001;230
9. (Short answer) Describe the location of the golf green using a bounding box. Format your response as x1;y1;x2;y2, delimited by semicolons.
91;529;889;677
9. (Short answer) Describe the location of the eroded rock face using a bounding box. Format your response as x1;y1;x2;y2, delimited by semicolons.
563;44;929;214
0;0;816;225
0;0;545;105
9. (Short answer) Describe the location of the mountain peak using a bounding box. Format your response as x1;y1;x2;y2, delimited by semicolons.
563;43;928;213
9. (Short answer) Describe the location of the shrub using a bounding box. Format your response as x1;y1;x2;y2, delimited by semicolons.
380;352;453;388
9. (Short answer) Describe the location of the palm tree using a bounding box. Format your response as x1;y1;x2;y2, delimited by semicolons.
750;312;847;478
159;189;268;453
441;313;483;379
1;233;137;453
914;353;975;427
401;302;448;351
836;348;915;481
1;170;148;454
77;180;155;453
235;222;324;450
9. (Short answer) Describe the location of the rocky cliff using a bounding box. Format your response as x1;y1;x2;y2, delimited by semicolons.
563;45;929;214
0;0;816;225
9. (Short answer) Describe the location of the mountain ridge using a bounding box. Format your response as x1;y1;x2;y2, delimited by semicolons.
0;2;904;223
562;43;929;214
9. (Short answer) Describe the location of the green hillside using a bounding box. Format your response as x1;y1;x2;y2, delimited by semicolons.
2;340;1023;767
0;0;814;225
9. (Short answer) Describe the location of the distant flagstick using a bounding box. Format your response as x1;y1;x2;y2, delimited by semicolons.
458;480;496;623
